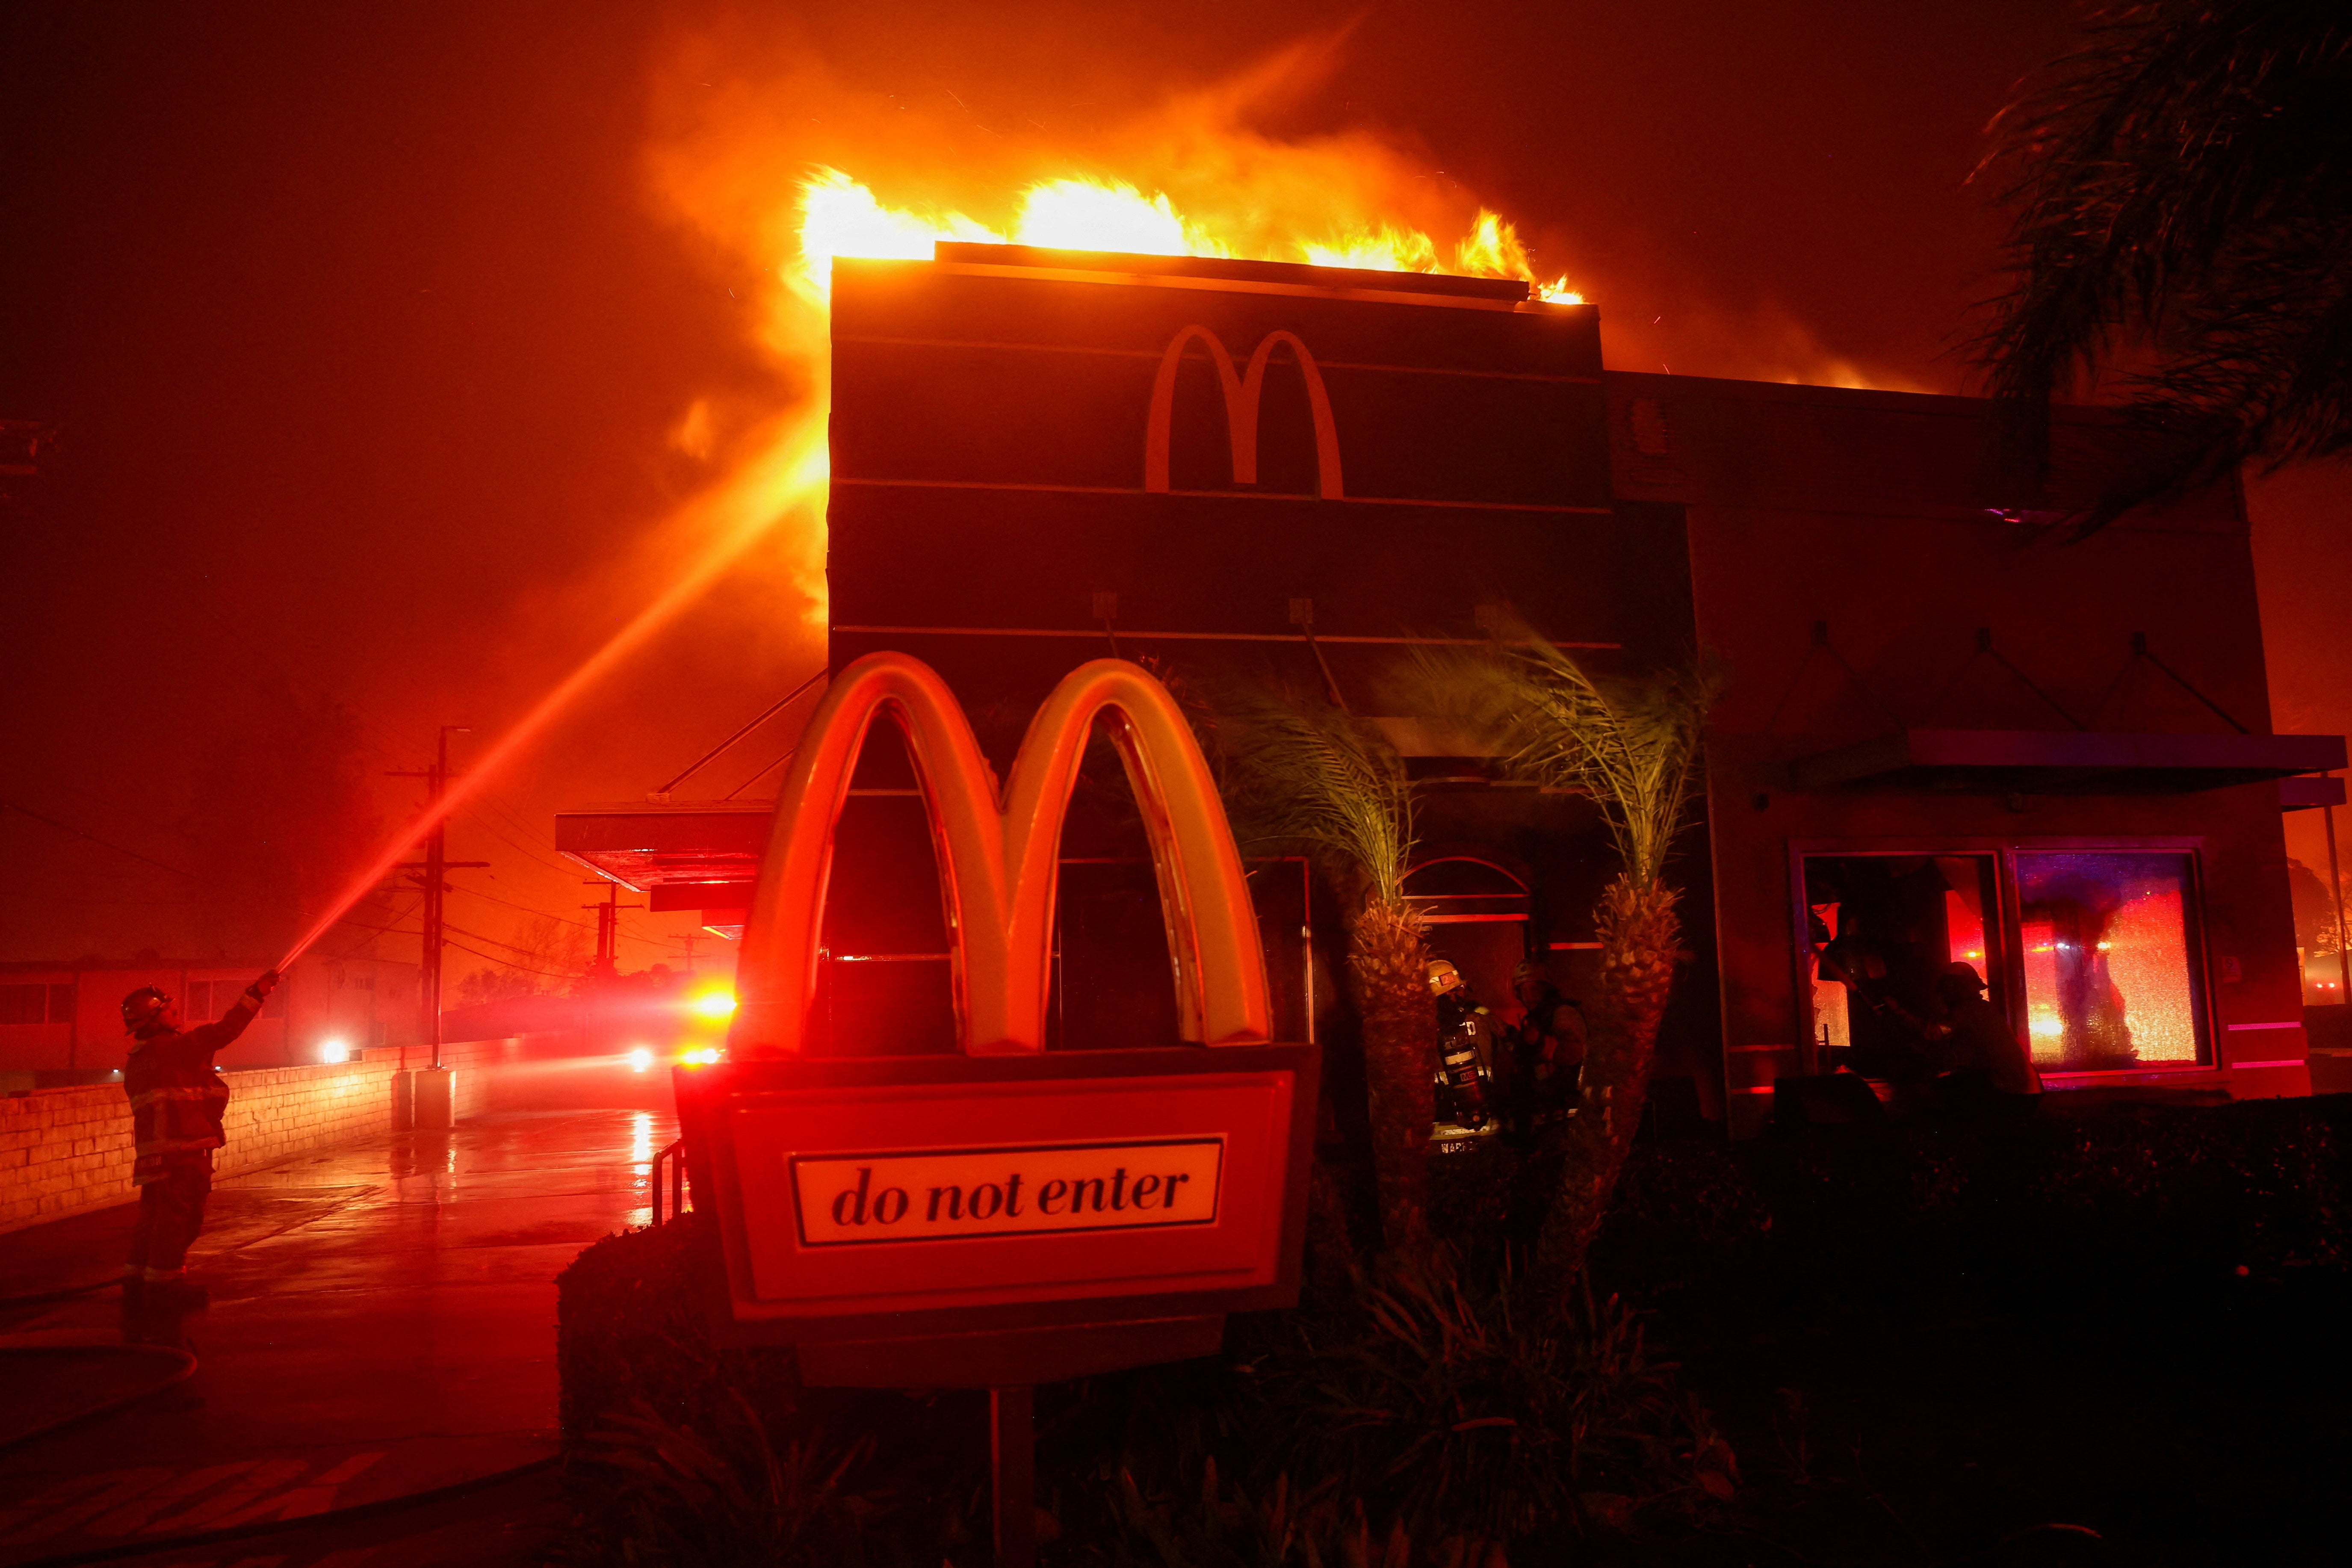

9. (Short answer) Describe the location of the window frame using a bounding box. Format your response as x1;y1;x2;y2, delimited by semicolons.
1786;835;2216;1081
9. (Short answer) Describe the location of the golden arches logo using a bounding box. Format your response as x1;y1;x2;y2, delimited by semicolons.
731;652;1272;1057
1143;326;1345;500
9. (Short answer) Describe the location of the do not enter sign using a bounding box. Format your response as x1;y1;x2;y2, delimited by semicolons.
793;1137;1225;1245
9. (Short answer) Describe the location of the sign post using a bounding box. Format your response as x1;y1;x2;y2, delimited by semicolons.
679;653;1318;1563
991;1385;1035;1567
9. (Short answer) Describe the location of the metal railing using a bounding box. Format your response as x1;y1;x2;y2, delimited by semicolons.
649;1138;689;1226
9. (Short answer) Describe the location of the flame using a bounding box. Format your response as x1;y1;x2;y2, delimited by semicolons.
795;166;1582;305
1017;177;1220;258
641;42;1595;651
795;167;1001;299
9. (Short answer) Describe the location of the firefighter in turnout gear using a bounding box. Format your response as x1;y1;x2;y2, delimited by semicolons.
1427;960;1497;1138
121;970;279;1286
1506;960;1586;1141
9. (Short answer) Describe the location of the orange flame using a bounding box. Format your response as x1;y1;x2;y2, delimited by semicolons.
641;42;1594;643
795;166;1581;305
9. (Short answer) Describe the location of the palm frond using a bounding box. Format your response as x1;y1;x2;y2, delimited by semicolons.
1415;635;1717;892
1216;683;1415;909
1975;1;2352;526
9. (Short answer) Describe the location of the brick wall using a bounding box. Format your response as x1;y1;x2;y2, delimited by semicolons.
434;1036;522;1122
215;1060;400;1183
0;1084;133;1233
0;1059;398;1234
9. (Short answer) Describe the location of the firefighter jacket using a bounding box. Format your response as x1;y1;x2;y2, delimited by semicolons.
125;995;261;1184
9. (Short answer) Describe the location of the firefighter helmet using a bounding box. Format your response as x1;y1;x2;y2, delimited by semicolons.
120;986;172;1034
1427;959;1464;995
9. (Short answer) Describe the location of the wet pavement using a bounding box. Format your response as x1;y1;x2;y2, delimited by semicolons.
0;1108;676;1566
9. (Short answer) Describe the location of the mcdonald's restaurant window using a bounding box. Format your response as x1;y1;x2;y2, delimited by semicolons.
1805;850;2210;1077
2018;851;2209;1072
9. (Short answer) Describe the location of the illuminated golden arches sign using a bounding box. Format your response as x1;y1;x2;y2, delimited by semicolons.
1143;325;1345;500
732;652;1272;1056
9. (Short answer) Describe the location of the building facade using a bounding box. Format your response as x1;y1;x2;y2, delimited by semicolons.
561;243;2338;1131
0;953;420;1081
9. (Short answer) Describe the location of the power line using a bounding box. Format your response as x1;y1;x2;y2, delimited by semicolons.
443;918;587;965
337;905;579;980
452;883;601;931
725;746;795;800
0;799;199;880
316;914;421;941
450;881;694;956
441;936;579;981
656;669;825;796
458;800;581;880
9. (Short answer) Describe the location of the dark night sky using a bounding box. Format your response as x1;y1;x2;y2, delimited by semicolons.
4;0;2347;972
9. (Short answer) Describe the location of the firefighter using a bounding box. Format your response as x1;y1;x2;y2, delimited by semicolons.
1925;961;2044;1110
1507;960;1587;1137
120;969;280;1288
1427;960;1495;1132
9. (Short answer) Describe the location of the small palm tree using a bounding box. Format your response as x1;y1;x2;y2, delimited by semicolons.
1218;686;1434;1258
1419;634;1716;1283
1976;0;2352;530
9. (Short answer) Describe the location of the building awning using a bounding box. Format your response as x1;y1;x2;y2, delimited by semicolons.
2281;775;2347;812
554;801;774;897
1788;729;2346;794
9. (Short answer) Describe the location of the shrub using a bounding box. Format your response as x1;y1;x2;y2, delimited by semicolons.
561;1397;885;1567
1589;1096;2352;1317
551;1098;2352;1562
1244;1257;1729;1547
555;1214;990;1565
554;1209;798;1442
1034;1249;1732;1566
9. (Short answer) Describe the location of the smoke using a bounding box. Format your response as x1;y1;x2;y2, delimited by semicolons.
623;21;1589;659
456;15;1934;829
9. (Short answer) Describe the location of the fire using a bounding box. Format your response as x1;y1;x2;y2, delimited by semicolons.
1016;177;1217;259
635;41;1596;652
794;168;1002;298
794;166;1582;306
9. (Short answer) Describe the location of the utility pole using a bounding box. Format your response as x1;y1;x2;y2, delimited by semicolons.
390;726;487;1070
582;880;643;980
582;880;643;1057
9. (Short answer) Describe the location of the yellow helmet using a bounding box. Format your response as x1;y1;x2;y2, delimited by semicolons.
1427;959;1464;995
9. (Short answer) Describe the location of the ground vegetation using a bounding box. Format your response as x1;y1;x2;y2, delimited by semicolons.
552;1093;2352;1565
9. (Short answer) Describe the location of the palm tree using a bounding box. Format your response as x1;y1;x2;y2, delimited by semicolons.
1976;1;2352;530
1419;635;1716;1284
1218;687;1435;1258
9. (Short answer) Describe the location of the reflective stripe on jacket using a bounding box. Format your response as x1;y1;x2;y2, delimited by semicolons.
125;996;259;1184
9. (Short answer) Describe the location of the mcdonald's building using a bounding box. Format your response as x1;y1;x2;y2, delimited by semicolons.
562;242;2348;1136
